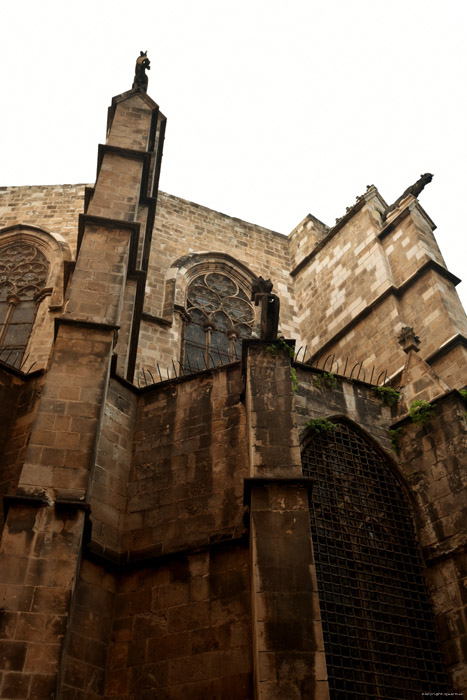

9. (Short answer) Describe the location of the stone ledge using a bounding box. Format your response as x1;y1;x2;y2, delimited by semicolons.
390;389;462;429
0;360;43;381
77;213;140;272
113;359;241;394
423;539;467;567
3;494;50;516
96;143;151;196
54;316;119;339
425;333;467;366
243;477;314;507
3;494;90;516
241;338;296;374
86;531;249;570
141;311;172;327
377;200;437;240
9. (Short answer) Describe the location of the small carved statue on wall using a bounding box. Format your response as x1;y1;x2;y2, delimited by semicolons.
133;51;151;92
398;326;421;354
383;173;434;220
251;276;273;302
251;276;280;342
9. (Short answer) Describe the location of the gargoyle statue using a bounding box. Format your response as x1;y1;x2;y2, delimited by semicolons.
251;276;280;342
383;173;433;221
133;51;151;92
251;276;273;303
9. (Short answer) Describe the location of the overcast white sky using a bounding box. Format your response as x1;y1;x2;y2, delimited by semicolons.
2;0;466;310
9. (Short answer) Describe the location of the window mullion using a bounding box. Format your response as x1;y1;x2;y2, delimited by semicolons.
0;296;19;347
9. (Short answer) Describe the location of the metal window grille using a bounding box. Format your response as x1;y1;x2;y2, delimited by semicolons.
302;422;448;699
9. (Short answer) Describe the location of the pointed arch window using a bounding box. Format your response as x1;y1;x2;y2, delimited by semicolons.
183;272;254;372
0;242;49;368
302;421;447;699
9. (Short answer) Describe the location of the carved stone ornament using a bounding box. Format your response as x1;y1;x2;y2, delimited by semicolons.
251;276;273;305
133;51;151;92
383;173;434;220
0;243;49;300
183;272;254;370
398;326;421;354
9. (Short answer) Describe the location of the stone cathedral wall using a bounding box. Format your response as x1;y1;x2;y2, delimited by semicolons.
1;182;466;390
1;78;466;699
292;193;467;388
89;364;247;561
0;186;302;381
135;191;300;378
0;185;86;254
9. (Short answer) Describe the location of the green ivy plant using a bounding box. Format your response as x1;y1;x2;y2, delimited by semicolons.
305;418;337;434
266;337;297;391
291;367;298;392
371;386;400;407
313;372;337;390
409;399;434;425
266;337;295;360
389;428;403;454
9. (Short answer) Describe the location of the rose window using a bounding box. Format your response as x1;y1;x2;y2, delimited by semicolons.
0;243;49;368
183;272;254;371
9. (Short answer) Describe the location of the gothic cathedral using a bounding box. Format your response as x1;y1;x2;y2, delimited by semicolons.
0;58;466;699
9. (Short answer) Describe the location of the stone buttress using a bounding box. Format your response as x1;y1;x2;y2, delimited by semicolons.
0;87;165;698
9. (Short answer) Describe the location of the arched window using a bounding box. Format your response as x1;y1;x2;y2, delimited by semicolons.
302;421;447;699
0;242;49;368
183;272;255;371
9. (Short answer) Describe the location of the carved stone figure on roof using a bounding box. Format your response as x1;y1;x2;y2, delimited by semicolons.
383;173;433;220
133;51;151;92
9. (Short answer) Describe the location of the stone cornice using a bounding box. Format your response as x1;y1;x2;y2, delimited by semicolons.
291;198;366;277
290;193;437;277
86;531;248;569
96;143;153;205
425;333;467;365
378;199;437;240
0;360;44;381
141;311;172;327
243;477;314;507
54;316;119;340
307;260;461;365
77;213;140;272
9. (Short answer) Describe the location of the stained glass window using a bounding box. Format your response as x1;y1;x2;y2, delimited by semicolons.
302;421;448;700
183;272;254;371
0;242;49;368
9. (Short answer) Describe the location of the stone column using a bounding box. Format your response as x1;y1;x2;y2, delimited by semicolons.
0;88;161;699
244;341;329;699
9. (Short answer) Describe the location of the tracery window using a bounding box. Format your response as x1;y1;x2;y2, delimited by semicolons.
0;242;49;368
302;421;447;700
183;272;254;371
